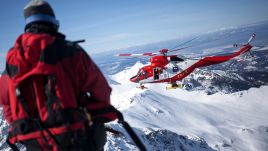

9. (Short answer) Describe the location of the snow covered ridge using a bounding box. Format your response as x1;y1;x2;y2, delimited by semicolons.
107;62;268;151
1;24;268;150
193;48;268;94
1;64;268;150
105;126;214;151
1;54;268;151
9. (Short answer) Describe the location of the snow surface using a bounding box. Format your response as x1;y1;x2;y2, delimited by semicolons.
106;62;268;151
1;20;268;151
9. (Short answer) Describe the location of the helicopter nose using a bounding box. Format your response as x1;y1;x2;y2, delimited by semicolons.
130;76;139;83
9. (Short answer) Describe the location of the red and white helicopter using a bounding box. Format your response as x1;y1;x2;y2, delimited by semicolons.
116;34;256;89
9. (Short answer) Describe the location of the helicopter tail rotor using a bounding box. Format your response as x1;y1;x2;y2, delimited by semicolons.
234;33;256;48
248;33;256;44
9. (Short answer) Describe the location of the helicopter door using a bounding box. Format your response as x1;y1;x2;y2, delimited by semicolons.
153;68;159;80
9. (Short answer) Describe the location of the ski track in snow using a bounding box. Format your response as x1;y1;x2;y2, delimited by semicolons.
107;62;268;151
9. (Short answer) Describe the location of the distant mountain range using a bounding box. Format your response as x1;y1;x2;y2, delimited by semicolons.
92;20;268;60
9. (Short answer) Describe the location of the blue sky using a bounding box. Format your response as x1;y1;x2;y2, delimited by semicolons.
0;0;268;70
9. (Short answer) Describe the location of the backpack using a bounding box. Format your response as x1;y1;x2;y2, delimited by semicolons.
4;33;146;151
4;33;115;150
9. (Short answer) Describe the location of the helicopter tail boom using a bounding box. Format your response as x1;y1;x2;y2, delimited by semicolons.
169;43;253;82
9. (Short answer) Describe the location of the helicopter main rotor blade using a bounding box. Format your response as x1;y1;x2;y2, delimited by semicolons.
170;36;199;50
169;46;192;53
115;52;159;57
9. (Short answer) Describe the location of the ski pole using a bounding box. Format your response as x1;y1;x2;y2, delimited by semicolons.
114;109;147;151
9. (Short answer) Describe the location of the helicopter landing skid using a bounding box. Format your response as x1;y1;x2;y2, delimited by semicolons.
166;83;182;90
136;83;148;89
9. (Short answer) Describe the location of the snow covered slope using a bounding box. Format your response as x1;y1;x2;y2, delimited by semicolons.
1;61;267;151
105;62;268;151
1;21;268;150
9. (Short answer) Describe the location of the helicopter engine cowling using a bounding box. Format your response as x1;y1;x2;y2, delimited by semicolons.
167;55;184;62
150;56;169;67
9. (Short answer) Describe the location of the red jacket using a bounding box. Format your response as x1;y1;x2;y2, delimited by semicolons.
0;32;116;145
0;74;12;123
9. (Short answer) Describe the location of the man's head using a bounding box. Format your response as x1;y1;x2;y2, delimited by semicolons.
24;0;59;32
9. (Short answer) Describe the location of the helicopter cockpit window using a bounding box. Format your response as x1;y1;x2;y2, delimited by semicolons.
143;71;148;77
138;70;143;76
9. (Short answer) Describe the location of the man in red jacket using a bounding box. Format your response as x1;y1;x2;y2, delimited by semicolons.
0;0;116;150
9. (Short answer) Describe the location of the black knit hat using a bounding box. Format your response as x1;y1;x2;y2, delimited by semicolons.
24;0;59;29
